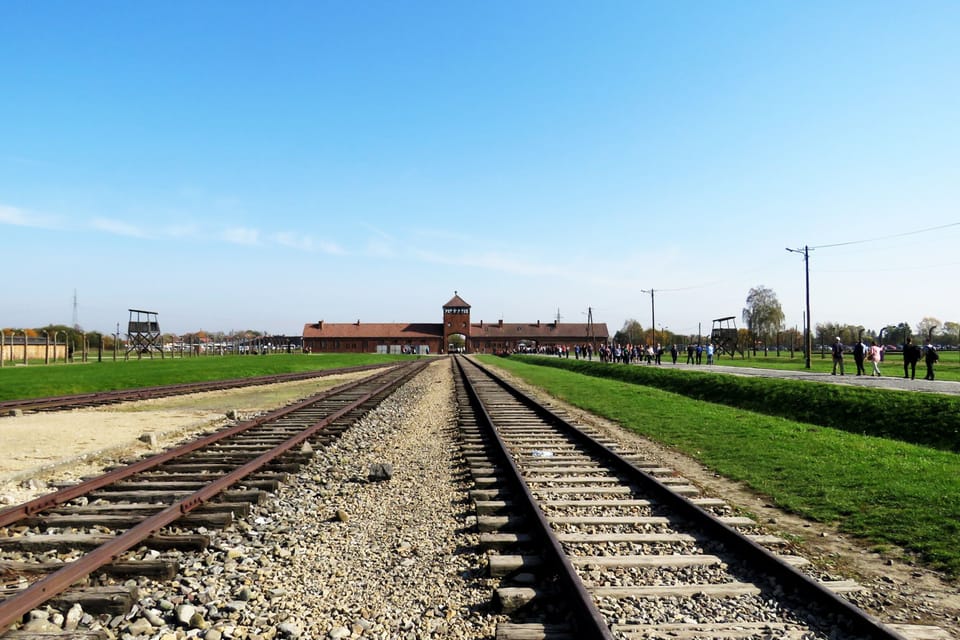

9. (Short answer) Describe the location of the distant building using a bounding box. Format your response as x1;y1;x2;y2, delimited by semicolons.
302;292;608;355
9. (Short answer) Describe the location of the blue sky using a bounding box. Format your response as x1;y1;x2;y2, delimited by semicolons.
2;1;958;338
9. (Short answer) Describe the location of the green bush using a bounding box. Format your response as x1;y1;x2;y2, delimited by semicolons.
518;357;960;452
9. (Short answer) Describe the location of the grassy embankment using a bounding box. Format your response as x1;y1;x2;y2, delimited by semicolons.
0;353;411;402
708;349;960;381
477;354;960;578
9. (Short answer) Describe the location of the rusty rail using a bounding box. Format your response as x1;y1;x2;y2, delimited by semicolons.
456;355;911;640
0;365;397;527
0;360;427;632
0;361;395;413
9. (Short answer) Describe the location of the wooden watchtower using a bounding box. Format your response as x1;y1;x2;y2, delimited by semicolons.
710;316;742;358
127;309;164;359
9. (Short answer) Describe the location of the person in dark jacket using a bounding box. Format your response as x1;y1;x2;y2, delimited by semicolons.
924;342;939;380
903;337;921;380
853;339;867;376
831;337;845;375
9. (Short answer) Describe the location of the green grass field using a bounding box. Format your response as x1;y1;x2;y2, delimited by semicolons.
0;353;411;402
477;354;960;578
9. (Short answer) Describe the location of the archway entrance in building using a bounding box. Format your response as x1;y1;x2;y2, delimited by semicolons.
517;340;538;354
447;333;467;354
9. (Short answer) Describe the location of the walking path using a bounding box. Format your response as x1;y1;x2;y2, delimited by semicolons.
657;359;960;395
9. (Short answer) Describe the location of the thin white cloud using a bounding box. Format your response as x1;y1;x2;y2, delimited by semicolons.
90;217;150;238
272;231;312;250
0;204;63;229
413;248;566;278
1;155;51;168
222;227;260;245
360;222;394;241
316;240;348;255
162;222;200;238
271;231;348;255
413;228;471;243
365;237;397;258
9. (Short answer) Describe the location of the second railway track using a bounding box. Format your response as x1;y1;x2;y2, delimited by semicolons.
0;362;396;415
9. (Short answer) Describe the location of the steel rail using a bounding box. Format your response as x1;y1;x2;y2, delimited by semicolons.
0;362;395;413
461;355;912;640
454;356;615;639
0;363;403;527
0;360;427;632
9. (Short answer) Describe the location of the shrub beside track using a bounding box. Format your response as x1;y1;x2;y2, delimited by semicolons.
511;356;960;452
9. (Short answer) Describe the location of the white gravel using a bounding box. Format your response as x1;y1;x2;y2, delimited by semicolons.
13;360;505;639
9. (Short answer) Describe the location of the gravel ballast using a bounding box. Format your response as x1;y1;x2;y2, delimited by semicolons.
15;360;503;639
7;358;959;639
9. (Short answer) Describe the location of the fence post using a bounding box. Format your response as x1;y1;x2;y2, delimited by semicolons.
22;331;28;365
45;331;50;365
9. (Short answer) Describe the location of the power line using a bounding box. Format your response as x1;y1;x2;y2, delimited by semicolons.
811;221;960;250
785;247;812;369
816;259;960;274
786;222;959;369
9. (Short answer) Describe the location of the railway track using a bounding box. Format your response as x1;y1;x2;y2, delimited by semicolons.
0;359;427;634
0;362;395;414
453;356;947;640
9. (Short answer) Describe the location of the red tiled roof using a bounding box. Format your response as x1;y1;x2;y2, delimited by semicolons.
442;293;470;308
302;319;608;342
303;322;443;340
470;322;609;340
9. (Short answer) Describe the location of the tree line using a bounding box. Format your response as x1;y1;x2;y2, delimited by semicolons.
743;285;958;351
612;285;958;353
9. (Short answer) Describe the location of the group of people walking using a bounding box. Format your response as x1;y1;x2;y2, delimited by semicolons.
594;342;719;366
834;336;940;380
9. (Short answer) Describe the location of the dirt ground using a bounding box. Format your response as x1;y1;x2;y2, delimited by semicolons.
1;365;957;637
0;372;371;504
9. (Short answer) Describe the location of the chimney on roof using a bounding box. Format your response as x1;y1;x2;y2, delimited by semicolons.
356;319;360;325
537;319;540;327
318;320;323;329
498;319;503;328
480;320;483;327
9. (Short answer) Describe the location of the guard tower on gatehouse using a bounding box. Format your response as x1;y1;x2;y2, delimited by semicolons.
127;309;164;359
442;292;471;354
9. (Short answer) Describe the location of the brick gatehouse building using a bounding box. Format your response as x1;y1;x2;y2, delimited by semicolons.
301;293;608;355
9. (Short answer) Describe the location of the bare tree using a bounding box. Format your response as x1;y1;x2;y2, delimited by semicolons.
942;321;960;348
614;319;644;345
917;317;941;341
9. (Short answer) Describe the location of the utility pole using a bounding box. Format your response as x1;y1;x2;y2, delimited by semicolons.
640;289;655;346
586;307;594;346
786;246;812;369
